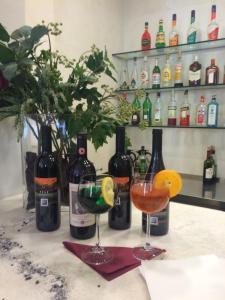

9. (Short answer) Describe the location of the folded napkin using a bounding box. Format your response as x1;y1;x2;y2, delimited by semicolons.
140;254;225;300
63;241;165;281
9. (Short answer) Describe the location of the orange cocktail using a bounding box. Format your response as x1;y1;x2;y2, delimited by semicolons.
131;183;169;214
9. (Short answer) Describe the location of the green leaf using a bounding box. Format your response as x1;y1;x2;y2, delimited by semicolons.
0;23;10;42
105;67;116;82
11;25;32;40
19;58;34;66
0;42;15;63
30;25;48;43
2;62;18;80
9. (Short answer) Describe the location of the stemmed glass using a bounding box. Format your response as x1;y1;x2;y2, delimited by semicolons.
130;172;170;260
78;174;117;265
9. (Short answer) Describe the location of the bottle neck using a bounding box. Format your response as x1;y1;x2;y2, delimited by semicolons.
159;24;163;32
116;126;125;154
152;132;163;157
41;126;52;153
191;16;195;24
76;134;87;158
172;20;176;28
211;10;216;21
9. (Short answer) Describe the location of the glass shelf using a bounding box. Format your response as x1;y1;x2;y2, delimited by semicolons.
112;38;225;60
127;125;225;129
115;83;225;94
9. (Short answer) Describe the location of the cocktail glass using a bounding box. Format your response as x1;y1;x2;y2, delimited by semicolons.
130;172;170;260
78;174;117;265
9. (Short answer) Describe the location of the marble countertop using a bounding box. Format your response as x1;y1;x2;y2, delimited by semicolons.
0;196;225;300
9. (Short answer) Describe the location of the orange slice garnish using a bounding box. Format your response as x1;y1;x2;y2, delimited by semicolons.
153;170;182;198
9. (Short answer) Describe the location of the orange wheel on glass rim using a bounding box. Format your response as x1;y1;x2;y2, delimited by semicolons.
153;170;182;198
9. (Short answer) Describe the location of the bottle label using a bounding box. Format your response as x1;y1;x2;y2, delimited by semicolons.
140;70;149;85
142;39;150;47
69;183;95;227
197;113;204;124
175;63;182;83
154;108;161;121
163;69;171;82
208;26;219;40
152;73;160;85
189;70;201;82
180;107;190;126
206;168;213;179
113;177;130;206
131;78;136;88
208;105;217;125
156;32;165;44
150;216;159;226
208;69;215;84
168;106;177;118
132;114;138;121
187;31;196;43
169;34;178;46
143;113;148;120
35;177;59;209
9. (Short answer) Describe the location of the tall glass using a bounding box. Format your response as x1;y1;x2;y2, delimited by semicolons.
78;174;117;265
130;173;169;260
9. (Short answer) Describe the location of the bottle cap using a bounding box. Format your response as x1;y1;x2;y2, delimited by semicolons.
194;55;198;61
152;128;163;135
172;14;176;21
200;96;205;103
184;89;188;95
159;19;163;24
212;5;216;12
133;57;137;62
145;22;149;26
157;92;161;97
211;58;215;65
191;10;195;17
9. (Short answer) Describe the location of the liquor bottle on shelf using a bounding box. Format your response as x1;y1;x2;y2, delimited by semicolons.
136;146;151;175
69;133;96;239
207;95;218;127
174;52;183;87
155;19;166;48
162;55;172;87
131;94;141;125
205;59;219;85
187;10;197;44
208;5;219;41
180;90;190;127
140;56;149;88
119;64;129;90
142;129;169;236
152;92;162;126
143;92;152;126
189;55;201;86
130;57;138;89
196;96;207;127
169;14;179;46
34;125;60;232
168;90;177;126
203;145;217;184
108;126;133;230
152;58;161;89
141;22;151;50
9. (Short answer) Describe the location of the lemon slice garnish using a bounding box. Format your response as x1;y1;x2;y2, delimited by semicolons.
101;177;114;207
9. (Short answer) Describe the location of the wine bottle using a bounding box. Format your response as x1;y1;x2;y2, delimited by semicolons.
142;129;169;236
34;125;60;232
108;126;133;230
141;22;151;50
69;133;96;239
203;146;217;184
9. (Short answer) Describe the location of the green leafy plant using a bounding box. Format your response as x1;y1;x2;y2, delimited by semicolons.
0;21;132;154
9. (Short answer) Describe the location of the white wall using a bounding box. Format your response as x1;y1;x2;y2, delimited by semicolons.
0;0;26;199
122;0;225;178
